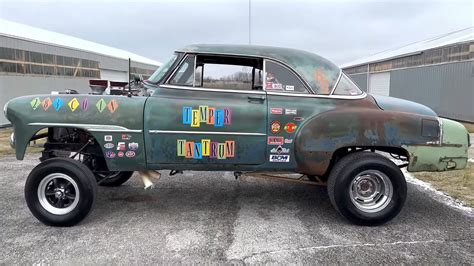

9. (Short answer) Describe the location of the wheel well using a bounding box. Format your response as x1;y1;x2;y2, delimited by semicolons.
324;146;409;177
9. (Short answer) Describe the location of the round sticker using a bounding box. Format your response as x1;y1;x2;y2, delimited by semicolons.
284;122;297;133
271;121;281;134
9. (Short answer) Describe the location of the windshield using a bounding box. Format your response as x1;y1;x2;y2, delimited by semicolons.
147;54;178;83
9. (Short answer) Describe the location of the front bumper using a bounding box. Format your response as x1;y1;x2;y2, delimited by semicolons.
403;118;469;172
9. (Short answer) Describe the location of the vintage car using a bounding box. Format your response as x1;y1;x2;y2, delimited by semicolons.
4;44;469;227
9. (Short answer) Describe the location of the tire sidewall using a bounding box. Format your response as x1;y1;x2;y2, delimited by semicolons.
25;158;97;226
332;154;407;225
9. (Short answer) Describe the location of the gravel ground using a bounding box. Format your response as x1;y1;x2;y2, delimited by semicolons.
0;154;472;264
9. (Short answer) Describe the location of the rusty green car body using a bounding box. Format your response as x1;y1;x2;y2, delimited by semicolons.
4;44;470;226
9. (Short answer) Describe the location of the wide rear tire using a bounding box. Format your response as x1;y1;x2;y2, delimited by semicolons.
327;152;407;226
25;158;97;226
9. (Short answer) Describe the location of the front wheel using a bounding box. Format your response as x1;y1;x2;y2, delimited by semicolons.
25;158;98;226
327;152;407;226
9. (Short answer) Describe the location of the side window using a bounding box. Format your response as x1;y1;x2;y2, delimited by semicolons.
169;55;195;86
196;56;263;91
332;73;363;96
265;60;308;94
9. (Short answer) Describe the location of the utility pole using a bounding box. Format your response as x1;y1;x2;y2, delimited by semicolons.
248;0;251;45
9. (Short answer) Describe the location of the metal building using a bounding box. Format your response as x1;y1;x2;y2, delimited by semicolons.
341;28;473;122
0;19;161;126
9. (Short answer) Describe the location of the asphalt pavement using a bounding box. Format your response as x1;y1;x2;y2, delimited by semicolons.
0;154;472;264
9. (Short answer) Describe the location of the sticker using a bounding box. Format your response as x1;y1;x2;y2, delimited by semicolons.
270;145;289;154
182;106;231;128
107;99;118;113
118;151;124;158
285;85;295;91
116;142;126;151
284;138;293;144
270;108;283;115
104;143;114;149
293;117;305;122
271;121;281;134
284;122;297;133
128;142;139;150
269;154;290;162
125;151;135;158
105;151;116;158
42;98;52;111
81;99;89;111
96;98;106;112
68;98;79;112
177;139;235;160
104;135;113;141
30;98;41;110
121;134;131;140
267;83;283;90
285;108;297;115
53;98;63;111
267;136;284;145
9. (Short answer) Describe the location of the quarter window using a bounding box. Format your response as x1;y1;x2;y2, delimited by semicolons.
264;60;308;94
332;74;363;96
169;55;195;86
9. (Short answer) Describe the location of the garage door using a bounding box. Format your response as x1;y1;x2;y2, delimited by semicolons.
368;72;390;96
100;69;128;82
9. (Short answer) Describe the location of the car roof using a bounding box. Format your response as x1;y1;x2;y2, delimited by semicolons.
178;44;341;94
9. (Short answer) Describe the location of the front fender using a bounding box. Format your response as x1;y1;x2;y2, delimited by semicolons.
5;94;147;171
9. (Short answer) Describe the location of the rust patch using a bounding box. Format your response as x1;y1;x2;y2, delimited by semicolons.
314;69;330;94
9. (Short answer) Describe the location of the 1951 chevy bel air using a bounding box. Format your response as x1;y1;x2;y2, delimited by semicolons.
4;44;470;226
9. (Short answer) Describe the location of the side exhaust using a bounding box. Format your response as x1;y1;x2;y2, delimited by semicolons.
138;170;161;189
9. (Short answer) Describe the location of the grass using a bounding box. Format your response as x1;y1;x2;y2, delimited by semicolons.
0;127;45;156
412;162;474;207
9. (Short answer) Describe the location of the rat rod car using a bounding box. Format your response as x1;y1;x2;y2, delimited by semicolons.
4;44;469;226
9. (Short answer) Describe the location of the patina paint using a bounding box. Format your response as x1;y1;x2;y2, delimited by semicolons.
5;94;147;171
178;44;340;94
403;118;469;171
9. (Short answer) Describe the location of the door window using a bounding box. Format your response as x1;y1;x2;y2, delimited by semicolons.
169;55;196;86
264;60;309;94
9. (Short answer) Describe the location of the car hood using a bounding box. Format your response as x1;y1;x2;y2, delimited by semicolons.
371;94;437;117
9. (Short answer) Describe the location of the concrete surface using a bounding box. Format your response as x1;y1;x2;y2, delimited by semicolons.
0;155;472;264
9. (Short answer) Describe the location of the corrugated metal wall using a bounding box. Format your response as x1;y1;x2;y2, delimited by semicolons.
348;60;473;122
1;35;159;126
389;61;473;122
348;73;368;92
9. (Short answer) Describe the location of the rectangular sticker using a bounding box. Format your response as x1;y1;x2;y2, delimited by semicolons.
285;108;297;115
269;154;290;162
267;136;284;145
285;85;294;91
270;108;283;115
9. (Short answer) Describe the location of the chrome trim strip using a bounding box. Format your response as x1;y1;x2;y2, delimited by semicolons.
159;84;266;94
149;130;266;136
28;123;142;133
437;117;443;145
330;70;343;95
266;91;367;99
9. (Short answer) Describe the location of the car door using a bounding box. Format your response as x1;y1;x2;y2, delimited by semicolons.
263;59;314;169
144;54;268;167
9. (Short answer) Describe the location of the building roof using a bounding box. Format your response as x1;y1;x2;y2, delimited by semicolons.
341;27;473;68
180;44;340;93
0;19;161;67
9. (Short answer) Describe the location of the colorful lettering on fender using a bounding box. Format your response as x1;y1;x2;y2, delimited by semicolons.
178;139;235;160
182;106;231;127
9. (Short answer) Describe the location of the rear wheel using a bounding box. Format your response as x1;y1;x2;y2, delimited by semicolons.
327;152;407;226
25;158;97;226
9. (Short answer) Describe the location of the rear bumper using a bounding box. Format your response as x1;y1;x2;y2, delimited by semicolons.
403;118;469;172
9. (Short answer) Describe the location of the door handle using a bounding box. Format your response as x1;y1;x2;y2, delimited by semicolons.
248;96;266;103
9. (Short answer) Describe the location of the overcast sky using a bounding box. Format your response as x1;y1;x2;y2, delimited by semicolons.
0;0;472;65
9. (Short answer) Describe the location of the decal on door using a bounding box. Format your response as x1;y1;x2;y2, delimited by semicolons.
271;121;281;134
182;106;231;128
177;139;235;159
267;136;284;145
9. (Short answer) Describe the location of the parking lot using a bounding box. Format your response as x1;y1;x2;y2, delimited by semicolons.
0;154;472;264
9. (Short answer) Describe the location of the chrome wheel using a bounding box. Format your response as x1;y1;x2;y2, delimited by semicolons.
37;173;80;215
349;170;393;213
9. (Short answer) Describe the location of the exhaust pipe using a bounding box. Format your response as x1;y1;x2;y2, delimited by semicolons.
138;170;161;189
